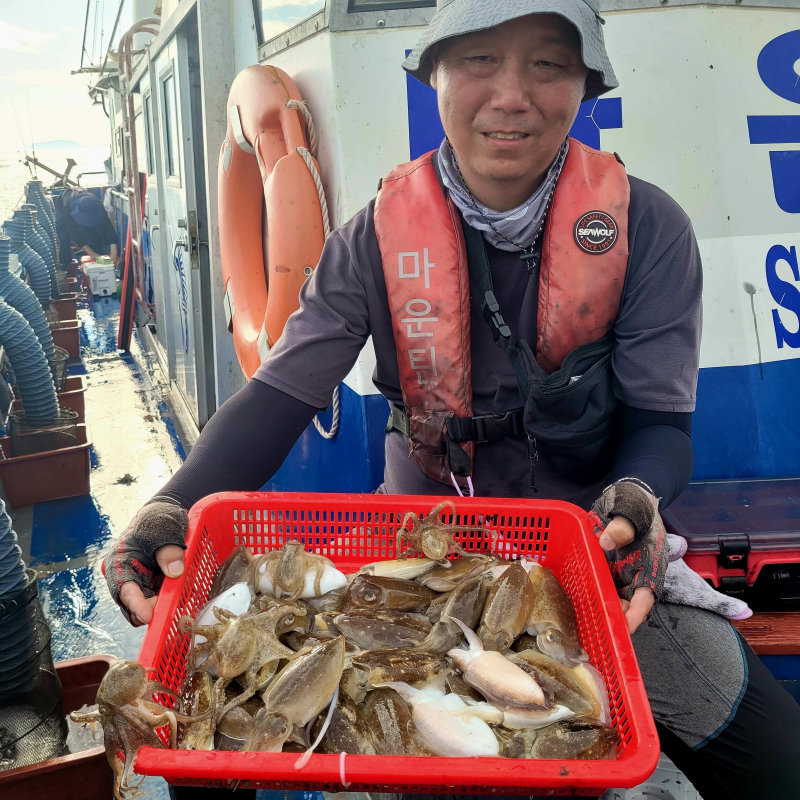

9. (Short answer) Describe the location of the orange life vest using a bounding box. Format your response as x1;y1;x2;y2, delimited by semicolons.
374;138;630;489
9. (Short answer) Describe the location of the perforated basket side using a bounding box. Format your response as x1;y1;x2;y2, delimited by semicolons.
561;536;631;756
146;522;222;728
223;497;555;566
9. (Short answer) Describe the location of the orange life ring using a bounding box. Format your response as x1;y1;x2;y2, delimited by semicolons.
218;65;325;378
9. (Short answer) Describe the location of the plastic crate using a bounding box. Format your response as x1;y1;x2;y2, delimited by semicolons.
51;292;80;322
0;424;91;507
13;375;87;423
0;655;114;800
137;492;658;796
50;320;81;359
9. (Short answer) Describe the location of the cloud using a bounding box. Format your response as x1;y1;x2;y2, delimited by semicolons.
0;21;58;53
1;68;77;90
261;1;324;40
262;0;324;7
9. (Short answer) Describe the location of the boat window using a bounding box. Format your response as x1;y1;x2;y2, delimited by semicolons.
162;72;180;178
259;0;324;42
134;109;147;175
348;0;434;9
143;93;155;176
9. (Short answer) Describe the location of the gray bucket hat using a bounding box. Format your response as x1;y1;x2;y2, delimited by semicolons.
402;0;618;101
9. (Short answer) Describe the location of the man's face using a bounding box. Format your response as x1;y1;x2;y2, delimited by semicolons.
431;15;588;206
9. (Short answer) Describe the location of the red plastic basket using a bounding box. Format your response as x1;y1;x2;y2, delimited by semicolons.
137;492;659;795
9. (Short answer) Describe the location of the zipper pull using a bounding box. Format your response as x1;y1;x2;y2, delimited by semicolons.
527;435;539;492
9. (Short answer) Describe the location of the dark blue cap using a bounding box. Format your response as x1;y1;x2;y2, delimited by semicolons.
70;194;106;228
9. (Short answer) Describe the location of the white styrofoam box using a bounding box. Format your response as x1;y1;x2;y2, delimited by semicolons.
603;754;702;800
84;263;116;297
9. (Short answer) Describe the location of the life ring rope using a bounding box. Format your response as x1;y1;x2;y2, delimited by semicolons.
288;100;339;440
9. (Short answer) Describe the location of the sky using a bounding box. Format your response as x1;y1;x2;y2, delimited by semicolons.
0;0;133;152
0;1;328;154
260;1;324;41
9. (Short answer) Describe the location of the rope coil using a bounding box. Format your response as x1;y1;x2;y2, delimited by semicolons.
289;99;340;440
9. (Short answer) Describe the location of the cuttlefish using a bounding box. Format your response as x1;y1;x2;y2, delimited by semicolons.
447;616;547;709
375;681;499;758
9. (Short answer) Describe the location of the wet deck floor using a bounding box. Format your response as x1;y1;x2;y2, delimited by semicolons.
11;295;182;798
16;298;185;661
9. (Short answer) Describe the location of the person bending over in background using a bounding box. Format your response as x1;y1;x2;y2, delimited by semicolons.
56;187;117;264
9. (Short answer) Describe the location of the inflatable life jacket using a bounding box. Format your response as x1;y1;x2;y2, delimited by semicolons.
218;65;325;378
374;139;630;491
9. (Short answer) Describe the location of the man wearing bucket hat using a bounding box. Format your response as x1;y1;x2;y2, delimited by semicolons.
106;1;800;796
57;186;118;264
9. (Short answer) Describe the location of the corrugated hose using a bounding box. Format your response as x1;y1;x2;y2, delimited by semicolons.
0;296;59;421
18;206;58;299
0;498;26;599
4;215;52;304
0;236;55;364
25;181;57;249
20;204;55;267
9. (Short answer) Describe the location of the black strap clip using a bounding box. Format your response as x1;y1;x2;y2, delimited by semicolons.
482;290;511;342
445;408;525;444
471;409;525;443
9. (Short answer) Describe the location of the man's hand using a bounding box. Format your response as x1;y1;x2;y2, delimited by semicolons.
119;543;185;626
598;515;636;552
620;589;656;634
590;480;668;634
103;500;188;627
599;515;656;633
598;516;656;632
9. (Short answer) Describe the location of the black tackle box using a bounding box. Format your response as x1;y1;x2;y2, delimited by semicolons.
663;478;800;612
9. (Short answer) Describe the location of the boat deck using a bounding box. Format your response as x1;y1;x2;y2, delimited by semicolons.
11;291;322;800
11;294;177;798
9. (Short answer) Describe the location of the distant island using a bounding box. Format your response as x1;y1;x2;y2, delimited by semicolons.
31;140;87;150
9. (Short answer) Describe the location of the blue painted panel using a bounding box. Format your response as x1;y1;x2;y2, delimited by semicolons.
748;115;800;144
760;654;800;680
264;383;389;493
768;151;800;213
406;61;445;160
693;359;800;480
569;98;623;150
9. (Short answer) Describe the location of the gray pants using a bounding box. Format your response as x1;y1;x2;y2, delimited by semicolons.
632;602;747;749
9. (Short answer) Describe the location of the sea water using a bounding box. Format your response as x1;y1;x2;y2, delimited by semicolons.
0;147;110;222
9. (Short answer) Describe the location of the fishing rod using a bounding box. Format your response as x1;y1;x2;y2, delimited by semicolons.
80;0;91;71
6;92;34;178
25;89;37;178
98;0;127;81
